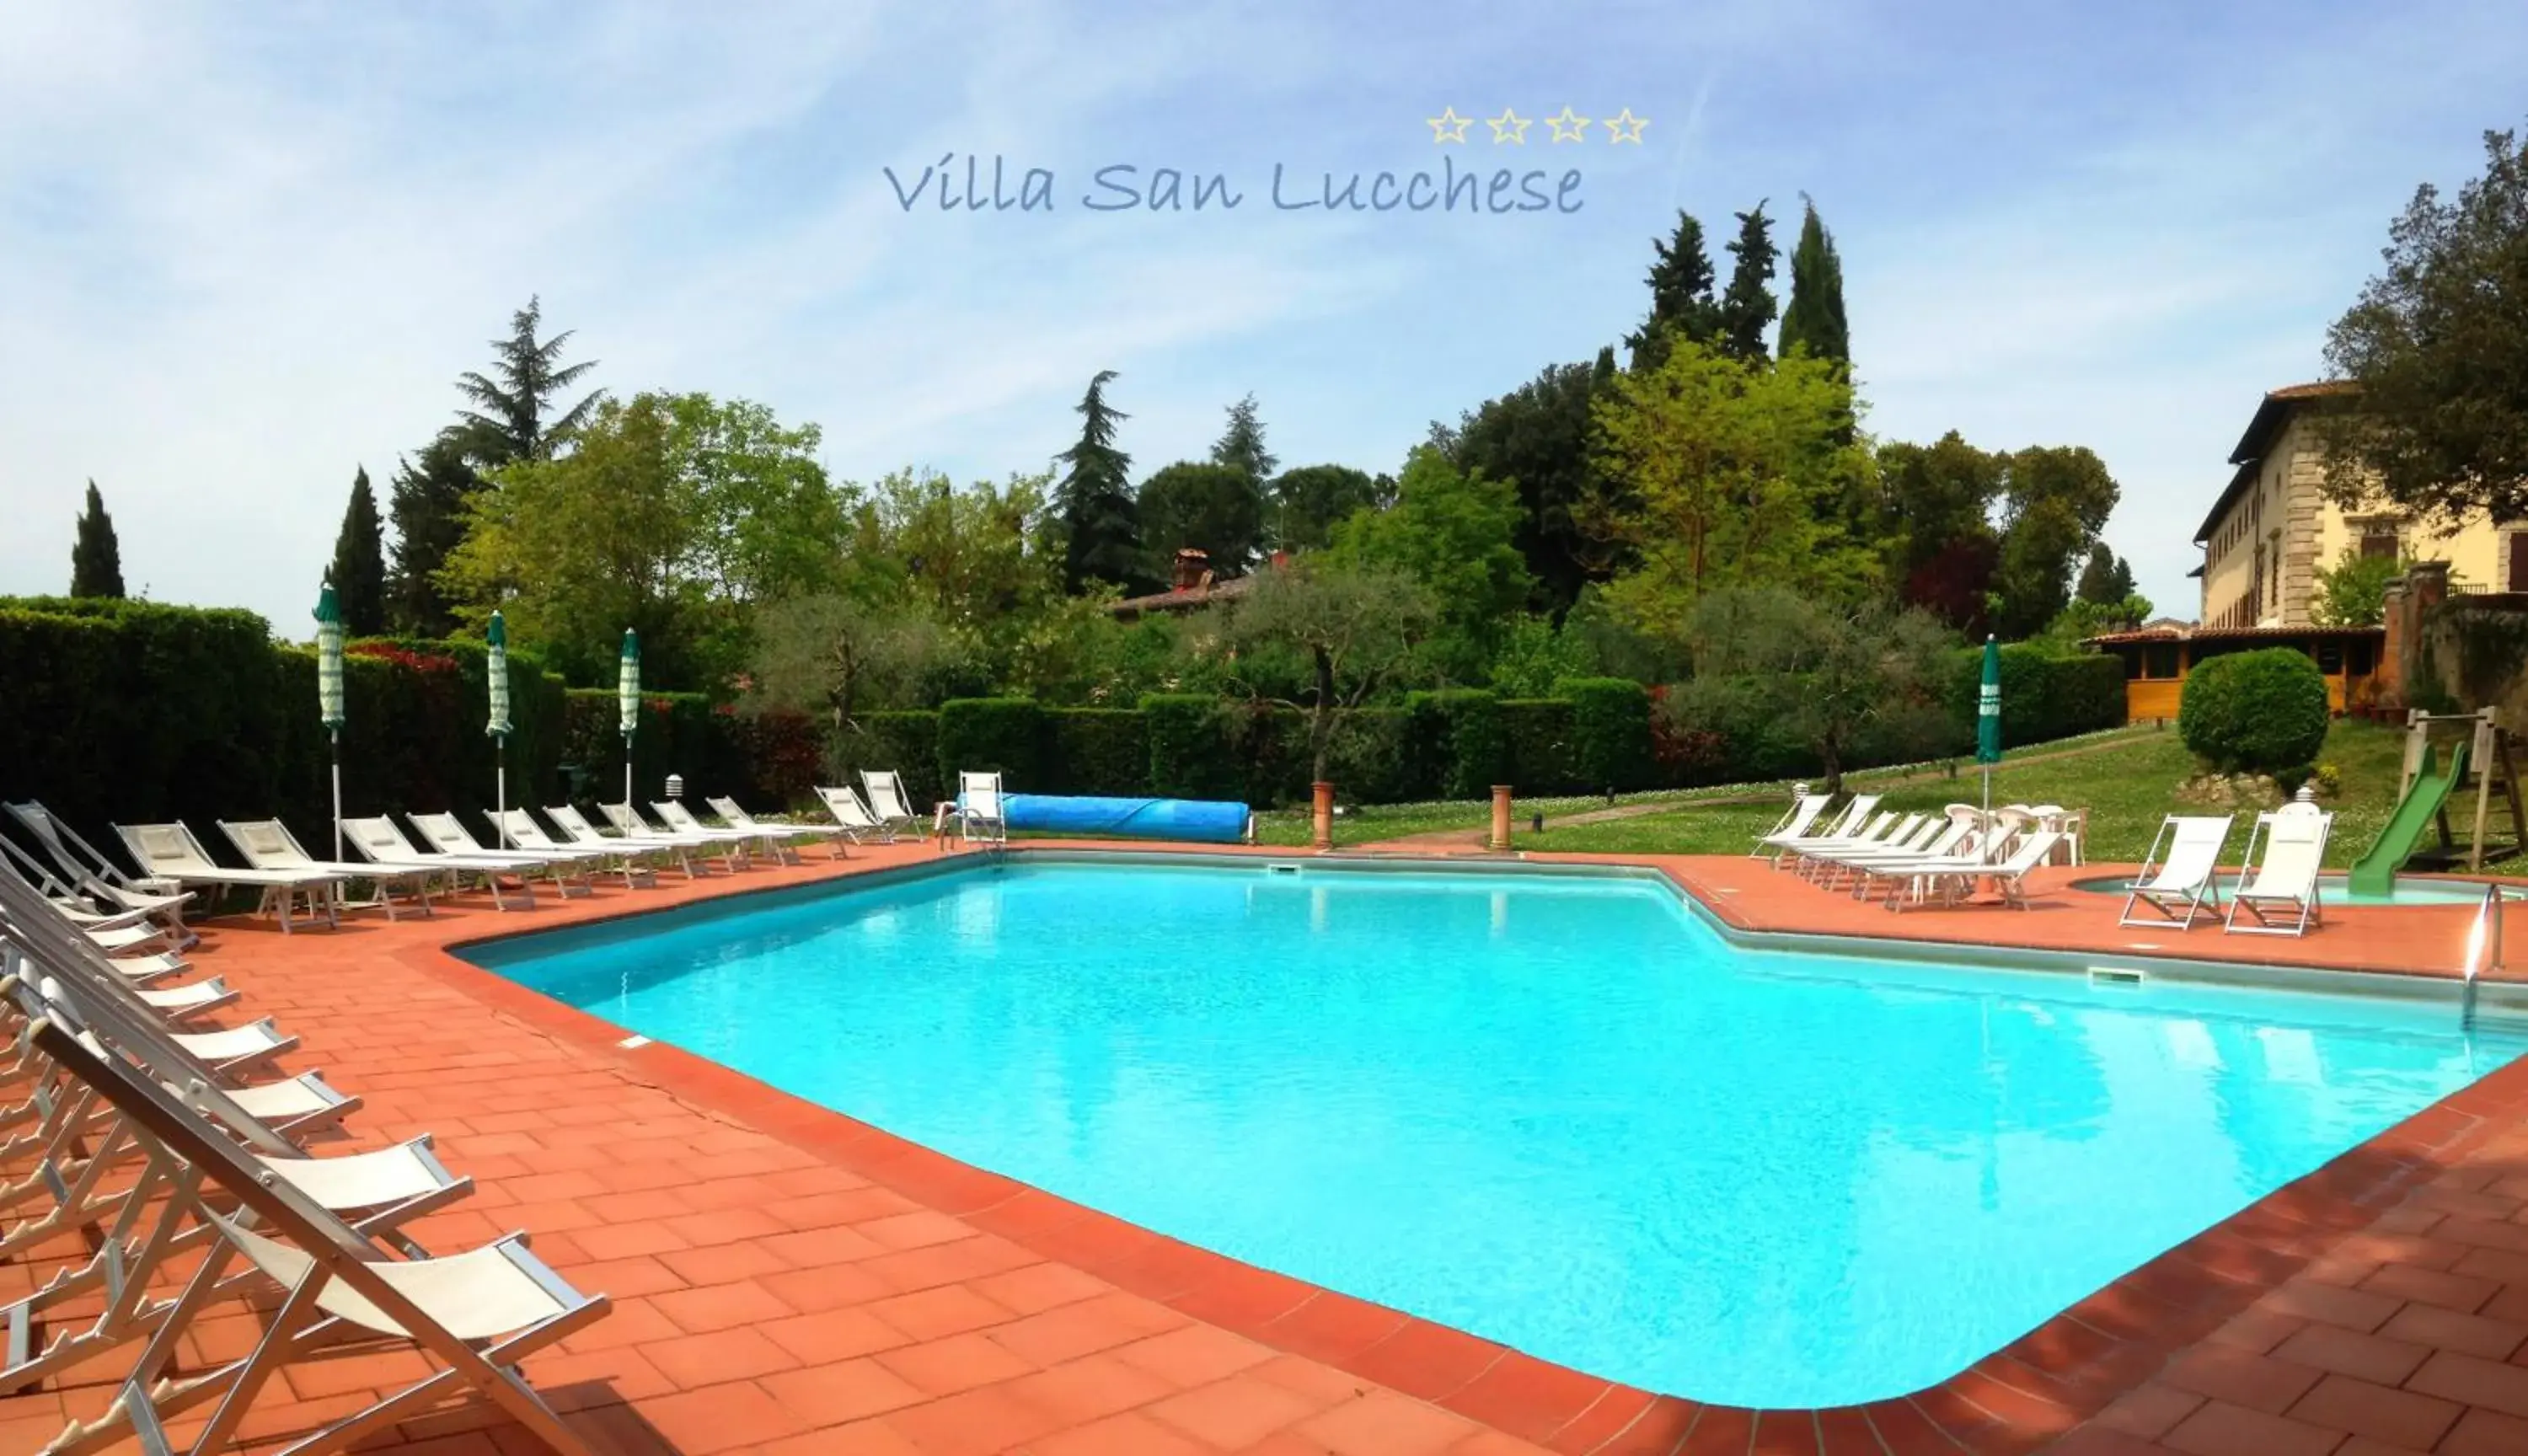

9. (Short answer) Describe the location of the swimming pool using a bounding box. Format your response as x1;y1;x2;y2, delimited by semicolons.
465;856;2527;1407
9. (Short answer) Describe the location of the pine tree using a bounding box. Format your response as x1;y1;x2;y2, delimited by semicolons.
456;295;604;468
1777;195;1850;369
1717;201;1781;364
2075;544;2137;605
69;480;126;598
386;430;485;634
329;467;388;634
1052;370;1145;593
1624;211;1722;372
1210;393;1278;484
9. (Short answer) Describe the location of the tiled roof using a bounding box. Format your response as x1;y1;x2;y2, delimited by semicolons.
2081;621;2383;645
1106;574;1256;617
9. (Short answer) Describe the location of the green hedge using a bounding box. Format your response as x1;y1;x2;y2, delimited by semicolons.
1406;689;1506;800
1956;645;2126;748
1500;699;1585;795
1143;695;1232;800
1556;677;1655;794
936;698;1043;788
1046;709;1149;796
834;711;941;808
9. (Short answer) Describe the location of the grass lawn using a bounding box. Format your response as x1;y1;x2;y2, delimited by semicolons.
1527;720;2413;864
1254;720;2438;866
1248;725;2165;848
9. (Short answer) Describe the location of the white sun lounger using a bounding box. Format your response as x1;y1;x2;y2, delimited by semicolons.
5;800;196;941
945;771;1009;847
860;770;927;840
544;803;702;879
707;795;833;857
1879;829;2065;912
1793;813;1931;878
409;812;597;898
599;801;749;871
816;784;888;847
340;816;539;912
495;811;657;891
666;798;804;864
25;1012;609;1456
219;818;439;921
1749;793;1832;858
2119;815;2236;929
1762;794;1883;867
2225;805;2333;937
114;822;345;933
1812;818;1977;891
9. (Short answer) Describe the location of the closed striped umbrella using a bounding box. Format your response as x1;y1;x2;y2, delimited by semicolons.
488;611;513;846
314;581;345;860
618;629;641;805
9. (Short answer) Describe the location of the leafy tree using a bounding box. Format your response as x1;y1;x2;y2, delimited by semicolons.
1776;195;1850;371
1675;588;1958;795
1988;446;2120;640
1138;462;1266;577
1624;211;1722;373
1220;560;1437;784
385;430;484;634
1488;613;1594;696
1717;201;1781;364
1328;444;1533;682
2311;547;2405;627
1432;349;1618;616
456;295;604;468
328;467;388;634
1209;393;1278;485
69;480;125;598
1052;370;1144;593
1584;337;1877;641
2318;125;2528;526
2033;594;2156;650
2074;543;2135;605
748;595;961;729
1874;433;2005;632
1267;464;1381;551
439;393;844;687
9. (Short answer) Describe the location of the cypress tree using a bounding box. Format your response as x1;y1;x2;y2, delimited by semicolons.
1777;195;1850;369
2075;543;2135;604
1717;201;1781;363
385;430;485;634
1624;211;1722;372
1052;370;1146;594
330;466;388;634
69;480;126;598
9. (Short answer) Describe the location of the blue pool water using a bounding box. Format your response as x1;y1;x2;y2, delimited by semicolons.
466;858;2528;1406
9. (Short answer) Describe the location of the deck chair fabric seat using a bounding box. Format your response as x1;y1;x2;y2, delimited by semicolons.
950;771;1009;846
495;811;658;890
659;799;802;864
603;802;751;870
408;813;596;899
543;804;706;879
2225;806;2333;937
2119;815;2237;930
1763;795;1885;867
817;784;888;846
1750;794;1832;857
860;770;927;840
340;816;540;912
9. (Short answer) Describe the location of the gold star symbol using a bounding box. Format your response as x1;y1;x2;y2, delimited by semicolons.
1604;107;1649;143
1544;107;1591;143
1427;107;1471;143
1486;108;1531;143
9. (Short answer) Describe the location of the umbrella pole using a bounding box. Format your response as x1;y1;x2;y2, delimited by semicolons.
623;733;633;808
329;727;343;864
496;736;508;849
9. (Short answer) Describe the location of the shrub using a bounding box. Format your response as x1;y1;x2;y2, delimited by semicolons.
1143;694;1232;800
1405;689;1505;800
935;698;1044;789
1555;677;1655;793
1498;699;1584;795
1045;709;1149;796
2179;648;2331;773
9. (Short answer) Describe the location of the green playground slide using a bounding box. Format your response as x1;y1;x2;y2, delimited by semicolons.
2348;740;2469;897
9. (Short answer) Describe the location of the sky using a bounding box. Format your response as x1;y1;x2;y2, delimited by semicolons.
3;0;2525;634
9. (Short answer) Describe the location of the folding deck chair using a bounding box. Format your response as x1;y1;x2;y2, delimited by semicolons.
2119;815;2236;929
2225;804;2333;937
339;816;537;911
708;795;835;859
494;810;657;891
606;800;753;870
816;784;889;847
860;770;927;840
25;1012;609;1456
408;812;597;899
1750;792;1831;858
219;818;439;921
655;798;799;864
946;771;1009;847
5;800;196;943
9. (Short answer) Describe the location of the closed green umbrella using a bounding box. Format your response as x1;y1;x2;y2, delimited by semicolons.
1977;634;2002;857
487;611;513;846
617;629;641;806
314;581;346;861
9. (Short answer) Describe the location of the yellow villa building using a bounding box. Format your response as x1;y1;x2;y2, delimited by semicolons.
2092;382;2520;722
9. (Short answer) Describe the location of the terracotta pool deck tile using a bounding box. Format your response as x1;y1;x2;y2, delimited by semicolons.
37;843;2528;1456
1028;1408;1222;1456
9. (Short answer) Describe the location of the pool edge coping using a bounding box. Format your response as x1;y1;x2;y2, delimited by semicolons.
397;841;2528;1454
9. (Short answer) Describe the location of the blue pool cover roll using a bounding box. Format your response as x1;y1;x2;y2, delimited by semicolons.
999;795;1250;843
